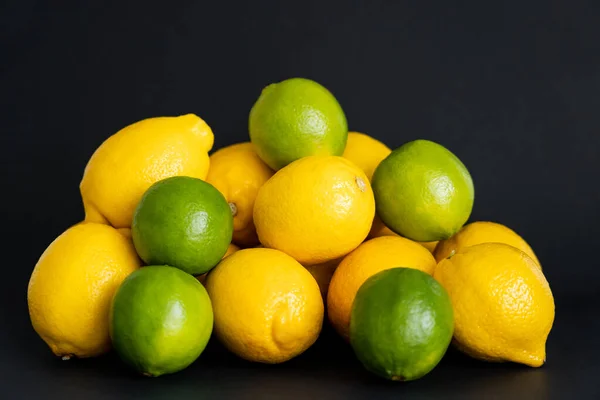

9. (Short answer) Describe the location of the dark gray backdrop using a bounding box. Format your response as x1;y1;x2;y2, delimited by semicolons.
2;1;599;398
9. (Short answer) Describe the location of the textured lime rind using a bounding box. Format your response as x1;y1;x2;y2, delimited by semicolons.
350;267;454;381
249;77;348;170
372;140;474;242
110;265;214;377
132;176;233;275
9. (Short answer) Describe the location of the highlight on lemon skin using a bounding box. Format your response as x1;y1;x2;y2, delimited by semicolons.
433;243;554;367
80;114;214;229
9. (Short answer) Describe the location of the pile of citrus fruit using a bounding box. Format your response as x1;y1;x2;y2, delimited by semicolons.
27;77;555;380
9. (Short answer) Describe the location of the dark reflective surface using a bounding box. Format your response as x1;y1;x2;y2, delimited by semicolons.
3;294;598;399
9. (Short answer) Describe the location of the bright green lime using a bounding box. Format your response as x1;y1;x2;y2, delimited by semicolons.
110;265;213;377
350;268;454;381
249;77;348;170
132;176;233;275
371;140;474;242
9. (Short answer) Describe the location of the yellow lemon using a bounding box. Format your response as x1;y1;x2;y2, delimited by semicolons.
419;240;439;253
434;243;554;367
28;223;141;358
327;236;436;340
434;221;540;267
303;257;342;301
196;243;240;285
254;156;375;265
342;132;391;181
369;216;438;254
367;215;396;238
205;142;274;247
80;114;213;228
205;248;324;363
343;132;393;243
223;243;241;258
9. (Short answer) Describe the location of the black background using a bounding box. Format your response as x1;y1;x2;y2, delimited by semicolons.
2;1;599;398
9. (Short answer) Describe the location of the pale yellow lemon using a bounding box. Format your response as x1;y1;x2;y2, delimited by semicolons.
28;223;141;358
434;221;540;267
80;114;213;228
205;142;274;247
369;216;438;254
342;132;391;181
434;243;554;367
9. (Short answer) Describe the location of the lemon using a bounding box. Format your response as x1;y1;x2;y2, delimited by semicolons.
223;243;240;258
372;140;474;242
205;248;324;363
327;236;437;340
434;243;555;367
205;142;274;247
342;132;391;181
368;216;438;254
27;223;141;358
303;257;342;301
249;78;348;170
343;134;439;253
253;156;375;265
80;114;213;228
196;243;240;285
342;131;395;248
434;221;541;267
418;240;439;253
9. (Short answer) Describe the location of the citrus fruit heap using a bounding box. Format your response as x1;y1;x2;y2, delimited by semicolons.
27;77;554;381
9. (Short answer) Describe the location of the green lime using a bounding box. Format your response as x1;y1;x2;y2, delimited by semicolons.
249;77;348;170
372;140;474;242
110;265;213;377
350;267;454;381
132;176;233;275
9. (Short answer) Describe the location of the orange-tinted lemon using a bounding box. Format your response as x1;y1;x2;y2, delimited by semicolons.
205;142;274;247
327;236;436;340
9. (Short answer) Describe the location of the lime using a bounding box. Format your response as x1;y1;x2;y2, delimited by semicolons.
372;140;474;242
132;176;233;275
350;267;454;381
249;77;348;170
110;265;213;377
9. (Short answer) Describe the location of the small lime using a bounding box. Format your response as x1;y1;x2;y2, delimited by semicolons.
110;265;213;377
372;140;474;242
249;77;348;170
132;176;233;275
350;267;454;381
